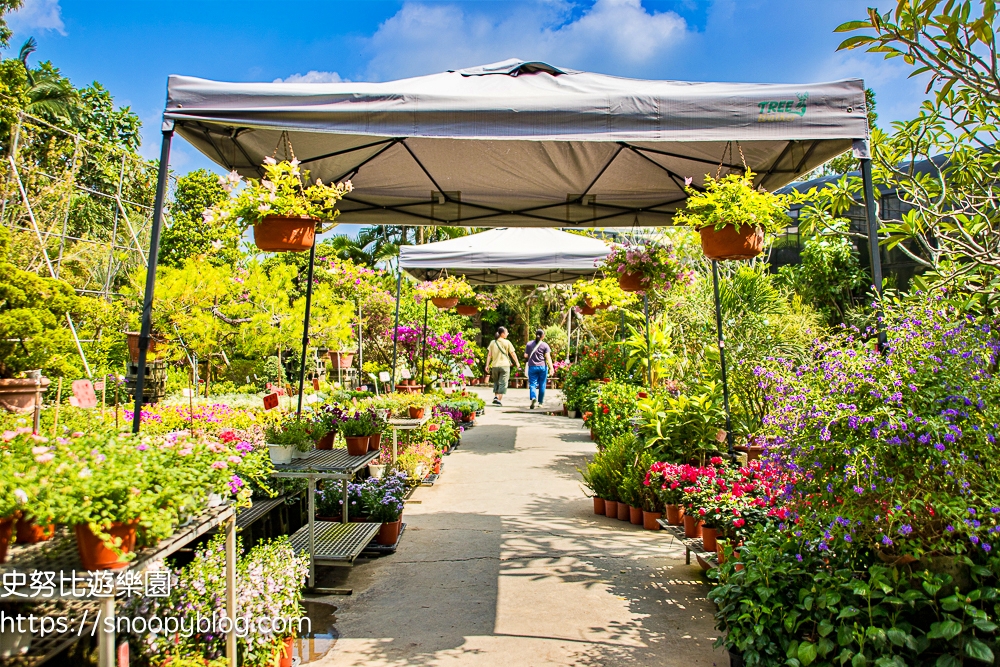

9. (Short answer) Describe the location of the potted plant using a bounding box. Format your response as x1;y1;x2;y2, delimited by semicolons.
203;157;353;252
415;276;474;309
360;471;408;546
403;394;431;420
673;170;789;261
339;412;373;456
265;416;326;462
572;277;637;312
314;404;344;449
600;238;690;292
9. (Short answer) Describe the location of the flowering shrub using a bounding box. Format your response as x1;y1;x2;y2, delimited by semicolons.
588;381;640;445
392;324;478;376
571;276;638;309
600;238;692;289
126;535;307;667
762;293;1000;559
203;158;353;230
414;276;475;302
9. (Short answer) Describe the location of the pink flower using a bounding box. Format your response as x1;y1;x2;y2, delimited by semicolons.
34;453;55;464
211;461;228;470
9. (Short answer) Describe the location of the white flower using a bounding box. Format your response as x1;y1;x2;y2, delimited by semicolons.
290;158;300;167
211;240;224;250
14;488;27;504
78;468;92;478
201;209;215;223
262;156;276;166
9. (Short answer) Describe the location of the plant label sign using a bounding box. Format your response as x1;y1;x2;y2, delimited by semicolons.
70;379;97;408
93;381;105;391
461;367;474;377
312;378;320;391
262;393;280;410
400;369;411;379
379;371;391;382
181;388;195;398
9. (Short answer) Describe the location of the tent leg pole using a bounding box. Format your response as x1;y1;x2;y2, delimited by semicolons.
566;308;571;363
132;123;173;434
296;239;317;417
712;260;734;459
860;157;887;352
391;271;401;391
420;298;429;393
643;293;652;389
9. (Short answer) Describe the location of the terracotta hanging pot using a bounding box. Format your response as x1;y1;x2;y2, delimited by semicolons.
431;297;459;309
377;519;402;546
629;506;643;525
253;215;316;252
456;305;479;316
665;504;684;525
593;497;606;515
328;351;355;369
683;513;702;538
698;223;764;261
642;510;662;530
316;432;335;450
618;271;646;292
616;502;629;521
604;500;618;518
345;436;369;456
579;303;597;316
16;516;54;544
0;377;50;414
701;526;718;552
74;521;139;570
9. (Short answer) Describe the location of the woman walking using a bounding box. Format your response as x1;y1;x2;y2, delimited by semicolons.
524;328;554;410
485;326;519;407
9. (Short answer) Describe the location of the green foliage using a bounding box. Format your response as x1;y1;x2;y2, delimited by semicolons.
572;276;637;309
674;170;790;234
264;415;326;450
416;275;475;301
638;382;726;464
580;434;639;502
0;1;24;49
160;168;239;267
588;380;640;445
0;225;82;378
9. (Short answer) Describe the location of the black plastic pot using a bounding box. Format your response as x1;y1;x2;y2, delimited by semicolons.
728;649;744;667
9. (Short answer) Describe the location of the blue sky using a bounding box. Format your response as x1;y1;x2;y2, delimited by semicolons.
6;0;924;176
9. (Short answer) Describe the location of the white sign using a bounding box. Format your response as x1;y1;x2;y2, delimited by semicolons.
303;393;319;405
378;371;391;382
400;369;411;379
181;388;195;398
461;367;474;377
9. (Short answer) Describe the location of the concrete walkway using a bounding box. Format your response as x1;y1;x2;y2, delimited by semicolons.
307;388;727;667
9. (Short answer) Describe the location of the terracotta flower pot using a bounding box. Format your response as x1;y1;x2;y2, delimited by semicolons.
0;516;13;564
408;406;425;419
431;297;459;309
629;506;643;525
328;351;355;369
369;433;382;451
277;635;295;667
74;521;139;571
456;305;479;316
642;511;662;530
683;513;702;538
254;215;316;252
717;542;743;570
618;271;646;292
698;223;764;261
344;436;369;456
316;432;335;450
604;500;618;518
15;516;54;544
125;333;166;364
701;526;718;552
377;520;402;546
617;502;629;521
665;504;684;525
0;377;51;414
579;304;597;316
593;497;606;515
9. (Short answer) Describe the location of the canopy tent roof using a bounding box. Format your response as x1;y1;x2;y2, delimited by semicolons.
164;58;869;228
399;228;611;285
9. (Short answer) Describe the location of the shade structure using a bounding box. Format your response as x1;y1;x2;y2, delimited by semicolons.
399;228;611;285
164;58;869;228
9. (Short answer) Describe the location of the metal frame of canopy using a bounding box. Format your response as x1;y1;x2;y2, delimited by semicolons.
130;63;884;464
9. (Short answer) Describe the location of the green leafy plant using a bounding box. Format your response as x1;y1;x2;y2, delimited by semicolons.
572;277;638;309
640;382;726;464
674;170;790;234
415;276;475;301
265;416;326;451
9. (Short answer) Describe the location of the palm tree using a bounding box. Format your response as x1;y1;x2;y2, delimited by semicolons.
19;37;78;122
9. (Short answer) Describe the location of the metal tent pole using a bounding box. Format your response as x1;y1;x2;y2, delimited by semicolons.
711;260;734;458
419;298;429;393
390;270;402;390
131;122;173;434
565;308;572;363
860;157;887;351
643;293;652;388
296;239;317;417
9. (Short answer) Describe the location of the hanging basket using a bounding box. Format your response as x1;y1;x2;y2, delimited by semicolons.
585;299;610;311
579;304;597;316
698;223;764;261
618;272;647;292
431;297;459;309
456;305;479;316
253;216;317;252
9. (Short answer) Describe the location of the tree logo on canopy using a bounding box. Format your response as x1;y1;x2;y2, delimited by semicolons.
757;93;808;122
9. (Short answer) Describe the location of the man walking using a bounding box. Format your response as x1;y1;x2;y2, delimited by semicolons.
525;328;554;410
485;326;519;407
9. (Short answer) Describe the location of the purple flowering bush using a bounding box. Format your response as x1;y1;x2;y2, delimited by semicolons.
761;293;1000;559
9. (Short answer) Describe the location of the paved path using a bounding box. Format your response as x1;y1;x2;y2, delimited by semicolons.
306;388;727;667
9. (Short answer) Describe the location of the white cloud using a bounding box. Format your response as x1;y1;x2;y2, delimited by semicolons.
363;0;689;80
273;71;345;84
8;0;66;36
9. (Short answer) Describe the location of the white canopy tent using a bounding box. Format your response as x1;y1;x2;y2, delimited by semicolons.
133;59;882;438
399;228;611;285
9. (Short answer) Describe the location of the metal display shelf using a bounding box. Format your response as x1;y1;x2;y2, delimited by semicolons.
270;448;380;589
236;495;288;529
387;416;430;465
288;521;381;565
0;506;237;667
2;598;100;666
657;520;717;567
